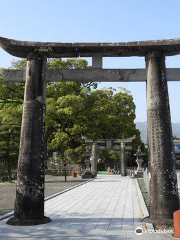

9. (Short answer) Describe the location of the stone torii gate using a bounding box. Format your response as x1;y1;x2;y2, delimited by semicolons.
82;136;135;176
0;36;179;226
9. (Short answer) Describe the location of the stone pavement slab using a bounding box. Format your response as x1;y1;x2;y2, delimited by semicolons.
0;175;176;239
0;175;86;216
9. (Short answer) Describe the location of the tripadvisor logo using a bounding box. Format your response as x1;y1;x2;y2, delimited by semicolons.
135;227;143;235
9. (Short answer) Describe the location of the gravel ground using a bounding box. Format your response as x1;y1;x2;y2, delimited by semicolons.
0;175;87;216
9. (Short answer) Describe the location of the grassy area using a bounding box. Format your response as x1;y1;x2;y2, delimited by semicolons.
98;171;108;174
0;180;16;186
137;178;149;212
0;175;87;216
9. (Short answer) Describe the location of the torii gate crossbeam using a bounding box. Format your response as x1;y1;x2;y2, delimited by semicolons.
3;68;180;82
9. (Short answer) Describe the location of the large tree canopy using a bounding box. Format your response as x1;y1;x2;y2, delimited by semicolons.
0;58;141;170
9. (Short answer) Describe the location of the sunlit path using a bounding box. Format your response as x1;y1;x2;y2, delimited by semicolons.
0;175;174;239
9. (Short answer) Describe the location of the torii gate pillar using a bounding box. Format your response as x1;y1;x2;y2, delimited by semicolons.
91;143;98;176
121;142;126;176
7;52;51;225
146;51;179;224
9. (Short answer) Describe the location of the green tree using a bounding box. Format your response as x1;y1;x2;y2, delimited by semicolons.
0;69;22;182
0;58;141;172
0;121;20;182
48;86;141;163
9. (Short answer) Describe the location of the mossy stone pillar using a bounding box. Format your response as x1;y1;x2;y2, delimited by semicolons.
121;143;126;176
91;143;97;176
7;52;51;226
146;51;179;225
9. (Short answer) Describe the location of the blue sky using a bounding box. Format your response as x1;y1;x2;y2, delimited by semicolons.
0;0;180;122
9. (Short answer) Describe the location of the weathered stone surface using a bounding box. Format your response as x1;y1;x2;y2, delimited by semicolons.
1;36;180;58
121;143;126;176
146;51;179;222
82;136;136;144
7;52;51;225
134;147;145;178
91;143;98;176
3;68;180;83
2;69;145;82
92;54;103;68
3;68;180;82
82;159;95;179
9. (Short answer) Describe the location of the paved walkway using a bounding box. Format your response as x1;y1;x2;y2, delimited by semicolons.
0;175;176;239
0;175;86;216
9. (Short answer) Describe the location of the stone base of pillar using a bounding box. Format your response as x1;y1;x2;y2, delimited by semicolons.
143;216;173;228
121;173;127;177
82;172;95;179
135;170;143;178
6;216;51;226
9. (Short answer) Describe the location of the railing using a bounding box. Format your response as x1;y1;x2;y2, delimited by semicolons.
143;167;150;194
142;168;180;195
126;167;136;177
177;170;180;192
45;169;73;176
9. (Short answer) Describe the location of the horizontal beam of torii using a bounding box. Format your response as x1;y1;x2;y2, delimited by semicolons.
2;68;180;82
82;135;136;144
86;144;132;151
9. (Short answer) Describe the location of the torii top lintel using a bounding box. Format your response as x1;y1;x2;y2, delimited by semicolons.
0;36;180;58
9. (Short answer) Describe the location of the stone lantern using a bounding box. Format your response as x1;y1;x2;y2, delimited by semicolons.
134;146;145;178
82;152;95;179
